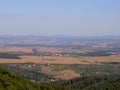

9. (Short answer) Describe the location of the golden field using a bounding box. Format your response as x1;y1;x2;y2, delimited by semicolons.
0;55;120;64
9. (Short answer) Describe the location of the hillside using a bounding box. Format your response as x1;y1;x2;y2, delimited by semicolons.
55;74;120;90
0;66;120;90
0;67;69;90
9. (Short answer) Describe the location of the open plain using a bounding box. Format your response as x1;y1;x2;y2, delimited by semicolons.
0;36;120;81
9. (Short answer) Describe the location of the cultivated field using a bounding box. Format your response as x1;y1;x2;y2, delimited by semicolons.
0;55;120;64
0;36;120;81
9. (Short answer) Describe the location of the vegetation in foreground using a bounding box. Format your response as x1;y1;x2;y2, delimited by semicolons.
0;67;69;90
54;74;120;90
0;66;120;90
0;63;120;83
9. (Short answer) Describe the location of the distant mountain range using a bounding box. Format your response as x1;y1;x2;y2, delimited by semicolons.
0;35;120;41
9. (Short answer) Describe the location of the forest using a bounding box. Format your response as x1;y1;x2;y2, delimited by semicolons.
0;66;120;90
0;63;120;90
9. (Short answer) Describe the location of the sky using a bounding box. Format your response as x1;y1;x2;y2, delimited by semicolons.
0;0;120;36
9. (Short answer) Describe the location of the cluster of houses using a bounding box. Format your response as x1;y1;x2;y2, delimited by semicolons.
39;52;81;57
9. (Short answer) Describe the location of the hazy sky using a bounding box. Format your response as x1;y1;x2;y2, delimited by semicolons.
0;0;120;36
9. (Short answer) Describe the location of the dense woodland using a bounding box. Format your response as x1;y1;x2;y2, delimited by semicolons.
53;74;120;90
0;53;20;59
